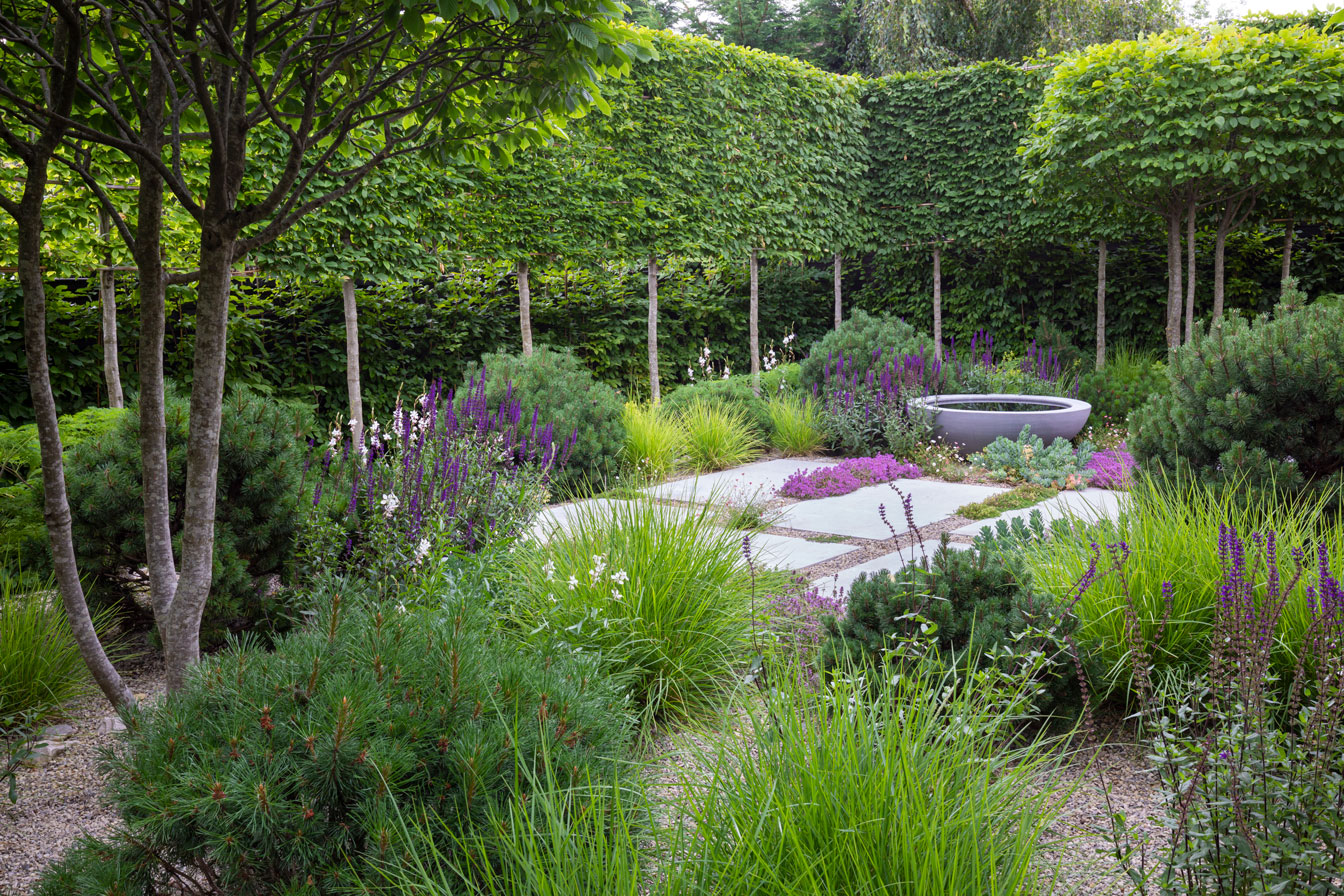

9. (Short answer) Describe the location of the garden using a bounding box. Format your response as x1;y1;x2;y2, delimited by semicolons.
3;4;1344;896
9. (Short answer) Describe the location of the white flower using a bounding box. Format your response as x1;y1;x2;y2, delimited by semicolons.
567;575;578;590
612;569;629;585
413;537;431;565
722;365;731;379
327;424;342;450
589;553;607;581
380;493;400;518
542;558;556;581
783;332;796;345
611;588;623;601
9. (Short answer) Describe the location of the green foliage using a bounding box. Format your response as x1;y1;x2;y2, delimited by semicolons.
509;498;774;727
64;387;306;646
955;483;1057;520
1129;303;1344;503
0;407;126;575
1076;346;1166;423
970;425;1094;488
1024;472;1344;697
461;347;625;494
36;569;633;896
767;394;823;456
620;402;684;479
798;309;929;391
674;661;1068;896
678;401;764;473
662;377;771;441
0;575;96;726
822;537;1041;670
386;759;651;896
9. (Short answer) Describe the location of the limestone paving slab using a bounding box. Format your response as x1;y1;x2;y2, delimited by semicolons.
643;458;836;504
746;530;858;571
810;540;971;600
951;487;1126;537
775;478;1007;540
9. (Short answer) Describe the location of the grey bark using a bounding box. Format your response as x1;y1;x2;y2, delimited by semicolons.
1184;194;1196;344
1281;218;1294;293
97;208;123;408
749;248;760;395
133;64;179;625
518;259;533;357
1096;239;1107;370
342;275;363;449
1166;206;1183;356
833;251;842;330
932;246;943;360
647;254;660;403
1212;194;1249;322
6;14;134;711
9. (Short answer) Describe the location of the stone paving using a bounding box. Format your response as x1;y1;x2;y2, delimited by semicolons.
531;458;1125;600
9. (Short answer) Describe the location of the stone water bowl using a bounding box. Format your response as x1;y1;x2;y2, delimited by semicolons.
909;393;1092;454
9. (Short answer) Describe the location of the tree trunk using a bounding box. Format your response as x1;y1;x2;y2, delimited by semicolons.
517;259;533;357
1214;206;1233;323
1281;218;1294;293
164;230;234;693
1166;207;1183;356
13;139;134;713
97;208;123;409
749;247;760;395
1184;194;1196;343
134;72;179;626
932;245;943;360
1096;239;1107;370
833;251;842;330
342;275;363;449
647;254;660;403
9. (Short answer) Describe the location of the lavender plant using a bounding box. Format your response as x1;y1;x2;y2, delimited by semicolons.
817;349;941;456
1094;527;1344;895
304;371;573;577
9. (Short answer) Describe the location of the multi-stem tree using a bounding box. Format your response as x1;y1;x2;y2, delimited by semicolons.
0;0;646;703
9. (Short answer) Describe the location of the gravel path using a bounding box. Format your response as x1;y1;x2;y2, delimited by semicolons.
1;661;164;895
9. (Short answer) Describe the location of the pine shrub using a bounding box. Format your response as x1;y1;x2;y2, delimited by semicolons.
1130;303;1344;504
1076;348;1166;423
822;539;1038;671
64;387;306;646
461;347;623;494
36;578;632;896
798;310;930;392
0;408;126;576
662;377;772;440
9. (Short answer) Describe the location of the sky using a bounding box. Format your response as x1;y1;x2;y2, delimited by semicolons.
1185;0;1334;20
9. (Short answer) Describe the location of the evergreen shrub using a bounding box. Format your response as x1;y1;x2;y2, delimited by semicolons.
798;310;930;392
1076;348;1166;423
1130;304;1344;504
64;387;306;646
35;575;632;896
822;538;1038;671
662;377;772;440
0;408;126;575
461;347;623;493
969;425;1093;488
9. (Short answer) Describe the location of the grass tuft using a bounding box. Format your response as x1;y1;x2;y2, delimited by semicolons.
767;394;823;456
679;400;762;473
621;401;684;480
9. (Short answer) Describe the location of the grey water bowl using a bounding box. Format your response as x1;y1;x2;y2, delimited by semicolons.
910;393;1092;454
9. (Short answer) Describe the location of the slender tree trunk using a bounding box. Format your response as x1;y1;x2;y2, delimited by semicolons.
1166;207;1183;356
647;254;660;403
749;247;760;394
342;275;363;449
1096;239;1107;370
517;259;533;357
164;229;234;692
932;245;943;360
1185;194;1196;343
134;72;179;625
1281;218;1294;292
11;112;134;713
1214;205;1233;322
98;208;123;408
833;251;842;329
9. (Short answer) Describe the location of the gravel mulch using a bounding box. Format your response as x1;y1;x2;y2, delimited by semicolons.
0;660;164;896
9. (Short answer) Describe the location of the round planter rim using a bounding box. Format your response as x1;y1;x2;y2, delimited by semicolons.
912;393;1092;416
